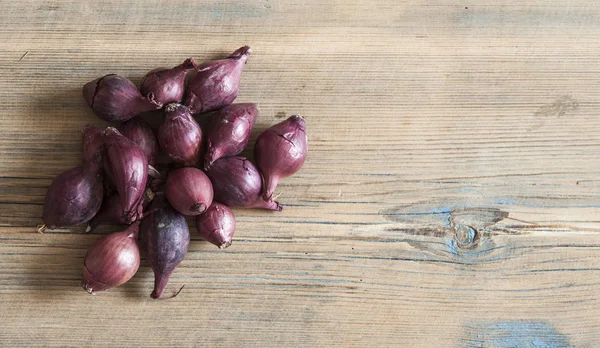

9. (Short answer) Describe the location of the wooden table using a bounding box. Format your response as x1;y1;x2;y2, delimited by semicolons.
1;1;599;346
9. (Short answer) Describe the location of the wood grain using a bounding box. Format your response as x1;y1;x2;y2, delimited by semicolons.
1;0;599;346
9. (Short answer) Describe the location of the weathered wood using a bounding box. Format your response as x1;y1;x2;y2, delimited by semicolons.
1;0;599;346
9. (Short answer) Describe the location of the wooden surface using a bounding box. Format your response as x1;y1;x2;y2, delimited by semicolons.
1;1;599;347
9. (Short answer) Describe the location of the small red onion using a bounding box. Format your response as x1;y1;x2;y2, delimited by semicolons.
83;74;161;123
82;222;141;294
254;115;307;202
82;125;104;163
158;103;203;166
141;196;190;299
205;156;281;211
118;117;158;166
41;160;103;230
204;103;259;169
140;58;197;105
195;203;236;248
103;127;148;224
184;46;251;113
165;167;213;216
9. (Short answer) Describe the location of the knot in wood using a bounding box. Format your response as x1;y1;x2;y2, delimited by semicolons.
453;223;479;249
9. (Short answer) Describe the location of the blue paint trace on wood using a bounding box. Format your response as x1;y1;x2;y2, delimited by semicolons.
378;205;455;226
458;187;483;194
461;320;575;348
491;198;517;205
428;206;453;226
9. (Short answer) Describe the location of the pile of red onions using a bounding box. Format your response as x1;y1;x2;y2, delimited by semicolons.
40;46;308;299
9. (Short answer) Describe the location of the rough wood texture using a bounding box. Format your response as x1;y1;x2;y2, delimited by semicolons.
1;1;599;347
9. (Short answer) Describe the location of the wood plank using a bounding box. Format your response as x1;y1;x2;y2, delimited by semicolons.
0;0;599;346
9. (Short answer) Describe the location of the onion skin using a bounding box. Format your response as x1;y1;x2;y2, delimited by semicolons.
254;115;307;202
83;74;161;123
141;196;190;299
147;163;171;193
82;222;141;294
42;160;103;229
195;202;236;248
82;125;104;163
85;194;125;232
158;103;203;166
118;117;158;166
203;103;259;169
165;167;213;216
86;189;155;232
184;46;251;114
205;156;281;211
140;58;197;106
103;127;148;224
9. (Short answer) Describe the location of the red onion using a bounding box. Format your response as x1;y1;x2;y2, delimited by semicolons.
141;196;190;299
118;117;158;166
195;202;236;248
184;46;251;113
140;58;197;105
205;156;281;211
254;115;307;201
41;160;103;230
82;125;104;163
82;222;141;294
83;74;161;122
103;127;148;224
158;103;203;166
203;103;259;169
165;167;213;216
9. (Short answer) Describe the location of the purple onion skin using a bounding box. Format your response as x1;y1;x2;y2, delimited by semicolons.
158;103;203;166
255;115;307;202
86;189;155;232
140;58;197;106
139;109;166;133
165;167;213;216
205;156;281;211
141;196;190;299
204;103;259;169
83;74;161;123
86;194;125;232
103;127;148;224
195;202;236;248
82;222;141;294
184;46;251;114
118;117;158;166
82;125;104;163
42;160;104;229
